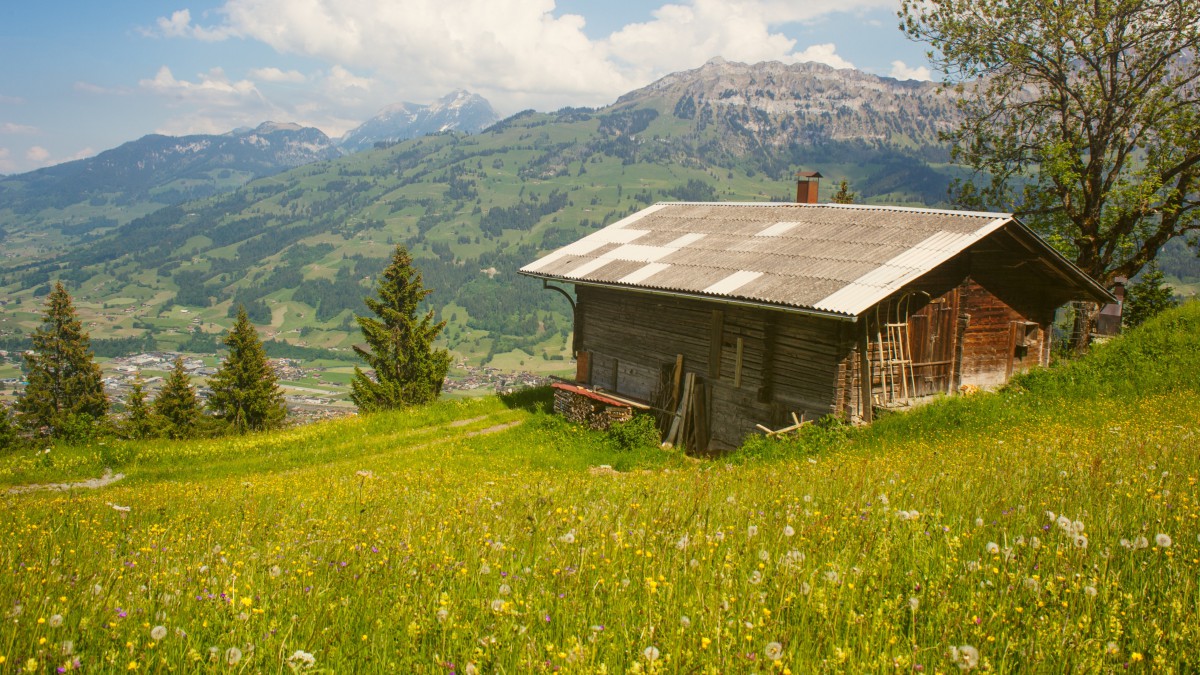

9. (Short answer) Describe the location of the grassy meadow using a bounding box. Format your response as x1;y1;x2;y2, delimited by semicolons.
3;303;1200;673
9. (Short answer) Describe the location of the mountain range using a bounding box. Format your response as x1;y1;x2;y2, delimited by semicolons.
3;58;1188;374
338;90;500;153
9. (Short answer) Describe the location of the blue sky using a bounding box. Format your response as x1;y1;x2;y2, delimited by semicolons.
0;0;934;175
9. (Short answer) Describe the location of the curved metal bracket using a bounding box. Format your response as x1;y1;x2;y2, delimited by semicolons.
540;279;579;355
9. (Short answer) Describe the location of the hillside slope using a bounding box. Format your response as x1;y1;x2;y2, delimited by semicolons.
0;60;969;373
2;302;1198;670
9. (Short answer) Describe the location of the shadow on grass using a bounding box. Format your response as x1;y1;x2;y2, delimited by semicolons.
500;386;554;415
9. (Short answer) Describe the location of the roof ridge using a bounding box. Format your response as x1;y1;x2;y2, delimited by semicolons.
655;201;1013;220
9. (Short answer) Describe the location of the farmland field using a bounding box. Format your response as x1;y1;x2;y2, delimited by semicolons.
2;303;1199;673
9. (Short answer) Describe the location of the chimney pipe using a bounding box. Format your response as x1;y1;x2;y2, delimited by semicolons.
796;171;822;204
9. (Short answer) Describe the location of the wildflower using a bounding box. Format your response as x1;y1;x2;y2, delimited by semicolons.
61;641;73;656
747;525;758;538
287;650;316;669
558;530;576;544
1134;535;1149;549
765;641;784;660
1073;534;1088;549
643;646;660;662
225;647;242;666
490;600;504;613
1030;536;1041;549
675;535;689;550
689;558;699;568
908;597;919;612
150;626;167;641
749;571;763;585
879;494;889;505
499;584;511;596
480;563;491;574
803;494;812;503
1023;577;1039;592
949;645;979;671
975;518;984;527
680;615;691;627
436;608;449;624
464;663;478;675
799;582;812;595
1071;520;1085;535
824;570;839;584
49;614;63;628
355;470;373;478
758;549;770;562
1084;585;1097;597
269;565;282;578
1045;510;1056;521
1056;516;1072;532
985;542;1000;555
1105;642;1120;656
783;525;795;537
1155;533;1172;548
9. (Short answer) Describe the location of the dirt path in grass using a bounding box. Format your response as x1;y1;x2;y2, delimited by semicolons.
7;468;125;495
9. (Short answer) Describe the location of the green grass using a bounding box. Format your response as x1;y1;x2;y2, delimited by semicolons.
2;303;1199;672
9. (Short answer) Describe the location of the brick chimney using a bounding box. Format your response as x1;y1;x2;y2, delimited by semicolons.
796;171;822;204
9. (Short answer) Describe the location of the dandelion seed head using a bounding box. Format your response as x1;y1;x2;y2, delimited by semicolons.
225;647;242;666
1156;533;1172;547
765;641;784;660
643;646;660;661
48;614;63;628
150;625;167;641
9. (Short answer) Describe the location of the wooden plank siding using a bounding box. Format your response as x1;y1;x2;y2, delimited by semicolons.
575;286;853;450
574;267;1058;450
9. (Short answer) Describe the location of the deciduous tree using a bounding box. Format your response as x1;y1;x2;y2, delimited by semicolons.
16;281;108;434
207;306;286;432
901;0;1200;349
351;245;451;412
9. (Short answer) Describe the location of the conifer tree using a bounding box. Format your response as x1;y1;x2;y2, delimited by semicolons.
0;406;19;453
152;358;200;439
207;306;286;432
16;281;108;435
832;179;856;204
351;245;451;412
123;374;154;440
1123;266;1179;330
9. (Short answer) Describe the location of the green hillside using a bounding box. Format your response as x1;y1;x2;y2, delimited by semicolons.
0;79;965;398
2;301;1198;671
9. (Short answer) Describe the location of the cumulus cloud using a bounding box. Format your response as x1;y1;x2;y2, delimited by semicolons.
1;122;39;135
148;9;234;41
248;67;307;83
889;60;932;81
26;146;50;162
159;0;886;111
140;66;262;106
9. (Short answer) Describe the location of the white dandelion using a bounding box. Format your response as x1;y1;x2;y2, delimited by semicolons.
643;646;660;661
749;571;763;585
48;614;63;628
747;524;759;538
225;647;243;666
950;644;979;671
783;525;795;537
765;641;784;660
680;615;691;627
1156;533;1172;548
150;625;167;641
287;650;316;669
908;597;919;612
985;542;1000;555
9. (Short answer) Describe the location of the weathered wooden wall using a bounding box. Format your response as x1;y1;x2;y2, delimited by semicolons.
576;286;852;450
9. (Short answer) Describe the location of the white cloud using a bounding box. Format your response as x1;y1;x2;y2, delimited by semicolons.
26;146;50;162
159;0;888;112
794;43;854;70
0;94;26;105
248;67;307;83
73;81;129;95
889;60;932;81
0;147;15;174
140;66;262;106
1;122;39;135
148;9;234;41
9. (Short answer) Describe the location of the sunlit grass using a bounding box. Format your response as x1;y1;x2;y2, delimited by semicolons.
2;304;1198;672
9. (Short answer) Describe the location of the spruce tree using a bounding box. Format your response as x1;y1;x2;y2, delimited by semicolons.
123;374;154;440
351;245;451;412
0;406;19;453
832;179;856;204
16;281;108;435
1123;266;1179;329
152;358;200;439
207;306;286;432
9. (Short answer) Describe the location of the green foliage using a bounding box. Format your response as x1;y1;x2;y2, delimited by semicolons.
901;0;1200;293
351;246;452;412
16;281;109;436
153;357;201;440
832;179;856;204
123;376;154;440
1123;266;1179;329
0;406;21;454
606;413;661;452
207;306;286;433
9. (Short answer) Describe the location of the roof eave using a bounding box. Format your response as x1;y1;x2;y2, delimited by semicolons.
1004;218;1118;304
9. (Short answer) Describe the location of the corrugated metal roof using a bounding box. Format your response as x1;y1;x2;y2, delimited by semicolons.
520;202;1108;318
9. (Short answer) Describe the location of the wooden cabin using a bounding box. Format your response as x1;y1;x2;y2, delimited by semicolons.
519;201;1113;452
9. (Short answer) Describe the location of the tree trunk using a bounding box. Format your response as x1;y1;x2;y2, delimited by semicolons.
1068;301;1100;354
